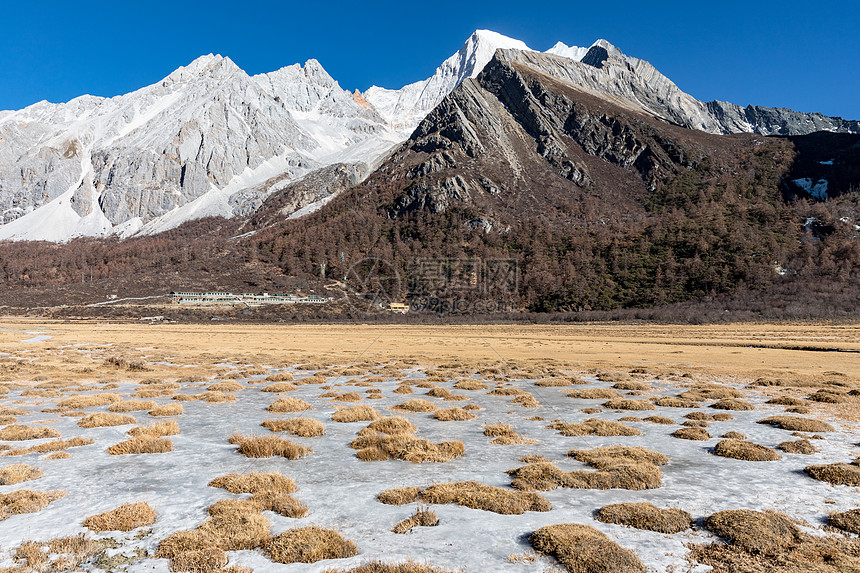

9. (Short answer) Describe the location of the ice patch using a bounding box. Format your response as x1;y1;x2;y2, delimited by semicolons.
793;178;829;200
22;334;52;343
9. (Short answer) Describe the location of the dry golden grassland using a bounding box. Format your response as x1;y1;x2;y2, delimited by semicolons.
1;319;859;572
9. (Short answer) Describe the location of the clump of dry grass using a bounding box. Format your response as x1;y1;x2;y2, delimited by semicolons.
209;471;307;518
520;454;550;463
652;396;702;408
453;379;489;390
389;399;438;413
671;427;711;440
11;533;104;572
757;416;835;432
134;387;176;398
808;390;846;403
56;393;121;409
547;418;641;437
508;460;663;492
261;382;298;393
0;489;65;520
643;415;674;425
566;388;620;399
43;451;71;460
721;431;747;439
377;487;421;505
712;439;782;461
208;380;244;392
767;396;805;406
613;380;651;391
425;387;452;399
602;399;656;411
266;372;294;382
262;418;325;437
264;526;357;564
108;399;157;412
267;397;313;413
595;502;693;533
83;502;156;532
710;398;755;411
0;464;43;485
680;385;744;401
778;439;817;454
511;393;540;408
77;413;137;428
332;405;381;422
393;385;414;394
530;523;646;573
3;436;93;456
149;403;183;417
200;390;237;403
350;433;464;463
580;407;603;414
420;481;551;514
829;509;860;535
568;446;669;469
0;424;61;441
535;377;576;387
228;434;313;460
331;392;362;402
487;387;527;396
483;423;537;445
107;436;173;455
804;463;860;486
703;509;801;556
392;508;439;533
127;420;180;437
359;416;418;436
433;407;477;421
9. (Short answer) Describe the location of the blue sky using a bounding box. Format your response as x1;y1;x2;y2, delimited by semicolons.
1;0;858;119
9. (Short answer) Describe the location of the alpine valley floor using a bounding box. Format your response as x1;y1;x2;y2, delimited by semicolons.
0;320;858;572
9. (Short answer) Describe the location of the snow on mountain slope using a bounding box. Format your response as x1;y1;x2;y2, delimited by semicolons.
0;55;401;242
363;30;532;133
545;41;590;61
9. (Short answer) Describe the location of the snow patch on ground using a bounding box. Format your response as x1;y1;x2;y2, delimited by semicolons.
793;177;829;200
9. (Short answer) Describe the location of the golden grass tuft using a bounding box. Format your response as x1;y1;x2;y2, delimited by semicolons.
149;403;184;417
530;523;646;573
671;427;711;440
613;380;651;391
228;434;313;460
11;533;104;572
393;385;414;394
566;388;620;399
433;407;477;421
389;399;438;413
332;392;362;402
0;464;44;485
643;415;674;425
602;398;656;411
350;433;465;463
419;481;551;514
535;377;577;387
43;451;71;459
56;393;121;409
209;471;297;494
804;463;860;486
568;445;669;469
108;399;157;412
83;501;157;532
134;387;176;398
680;385;744;401
547;418;641;437
777;439;817;454
757;416;835;433
453;379;489;390
425;387;452;398
652;396;701;408
703;509;801;556
0;424;61;441
262;417;325;437
712;439;781;461
127;420;180;437
77;413;137;428
829;509;860;535
261;382;298;393
508;460;663;492
0;489;65;520
511;393;540;408
3;436;93;456
264;526;357;564
107;436;173;455
767;396;805;406
378;487;422;505
808;389;847;403
595;502;693;533
200;390;237;403
487;387;527;396
483;423;537;445
392;508;439;534
710;398;755;411
721;431;747;440
332;405;381;422
320;560;466;572
359;416;417;435
267;397;314;413
266;372;295;382
207;380;244;392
